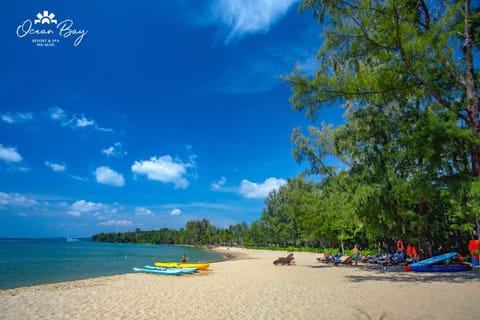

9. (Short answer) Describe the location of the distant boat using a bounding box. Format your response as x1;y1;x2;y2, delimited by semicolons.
66;238;79;242
404;252;472;272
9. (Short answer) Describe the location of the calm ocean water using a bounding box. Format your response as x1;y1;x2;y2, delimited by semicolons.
0;238;223;290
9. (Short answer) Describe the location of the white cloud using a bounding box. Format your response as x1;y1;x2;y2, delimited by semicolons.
211;0;298;43
102;142;127;157
0;192;37;207
99;219;133;227
68;200;104;217
102;146;115;156
71;175;88;182
95;166;125;187
68;211;82;217
45;161;66;172
135;207;154;216
17;166;31;173
238;177;287;199
131;155;195;189
0;144;22;163
48;107;66;121
76;115;95;128
1;112;33;124
0;194;124;220
211;176;227;190
1;114;14;123
48;107;113;132
170;208;182;216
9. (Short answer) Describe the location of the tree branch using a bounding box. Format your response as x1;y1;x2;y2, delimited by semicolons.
392;4;452;111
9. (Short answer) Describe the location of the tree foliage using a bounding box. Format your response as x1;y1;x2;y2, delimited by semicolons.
290;0;479;174
92;220;249;247
283;0;479;253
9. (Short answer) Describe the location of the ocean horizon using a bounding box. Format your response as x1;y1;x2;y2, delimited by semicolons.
0;238;223;290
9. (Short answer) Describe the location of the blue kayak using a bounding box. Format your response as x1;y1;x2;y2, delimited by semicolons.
408;252;457;267
404;252;472;272
144;265;198;274
407;264;472;272
132;267;183;275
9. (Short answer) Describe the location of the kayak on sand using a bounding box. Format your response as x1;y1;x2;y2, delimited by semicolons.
404;252;472;272
154;262;210;270
144;265;198;274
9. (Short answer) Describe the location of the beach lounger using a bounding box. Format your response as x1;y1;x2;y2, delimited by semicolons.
365;253;384;264
390;252;405;265
333;255;354;266
273;253;295;265
317;253;336;264
376;252;405;266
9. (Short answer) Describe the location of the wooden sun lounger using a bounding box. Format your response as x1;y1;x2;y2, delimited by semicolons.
317;253;337;264
317;254;353;266
334;255;354;266
273;253;295;265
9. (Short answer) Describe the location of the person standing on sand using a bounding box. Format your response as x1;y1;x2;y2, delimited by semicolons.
352;245;360;266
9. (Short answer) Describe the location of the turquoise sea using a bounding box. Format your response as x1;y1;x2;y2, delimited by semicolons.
0;238;223;290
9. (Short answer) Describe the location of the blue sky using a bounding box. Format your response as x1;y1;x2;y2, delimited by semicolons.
1;0;341;238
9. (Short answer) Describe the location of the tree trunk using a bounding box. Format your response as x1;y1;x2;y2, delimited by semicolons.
340;237;345;255
463;0;480;176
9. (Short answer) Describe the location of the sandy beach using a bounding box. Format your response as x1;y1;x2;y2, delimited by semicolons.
1;248;479;320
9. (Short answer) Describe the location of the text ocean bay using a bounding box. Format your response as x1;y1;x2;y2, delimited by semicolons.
16;19;88;46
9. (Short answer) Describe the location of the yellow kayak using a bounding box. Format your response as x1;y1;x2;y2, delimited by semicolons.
154;262;210;270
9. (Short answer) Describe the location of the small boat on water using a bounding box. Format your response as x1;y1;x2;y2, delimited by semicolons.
154;262;210;270
144;265;198;274
404;252;472;272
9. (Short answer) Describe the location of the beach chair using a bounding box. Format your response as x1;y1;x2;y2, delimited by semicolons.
317;253;336;264
273;253;295;265
366;253;384;264
376;252;405;266
389;252;405;265
333;255;354;266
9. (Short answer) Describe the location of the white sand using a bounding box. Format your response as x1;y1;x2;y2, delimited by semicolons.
1;248;479;320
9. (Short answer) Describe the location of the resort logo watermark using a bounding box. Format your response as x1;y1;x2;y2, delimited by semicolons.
16;10;88;47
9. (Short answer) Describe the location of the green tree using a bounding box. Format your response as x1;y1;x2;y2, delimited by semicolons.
260;177;318;245
289;0;479;175
246;220;268;245
287;0;479;252
185;219;211;245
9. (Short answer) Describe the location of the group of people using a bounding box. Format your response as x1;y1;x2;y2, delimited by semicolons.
353;240;421;265
318;246;361;265
395;240;420;263
317;239;428;267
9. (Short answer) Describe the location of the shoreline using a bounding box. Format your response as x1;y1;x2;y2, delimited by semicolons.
0;246;247;292
209;246;250;260
1;248;479;319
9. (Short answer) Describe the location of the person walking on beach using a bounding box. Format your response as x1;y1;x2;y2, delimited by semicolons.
352;245;360;266
181;253;187;263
